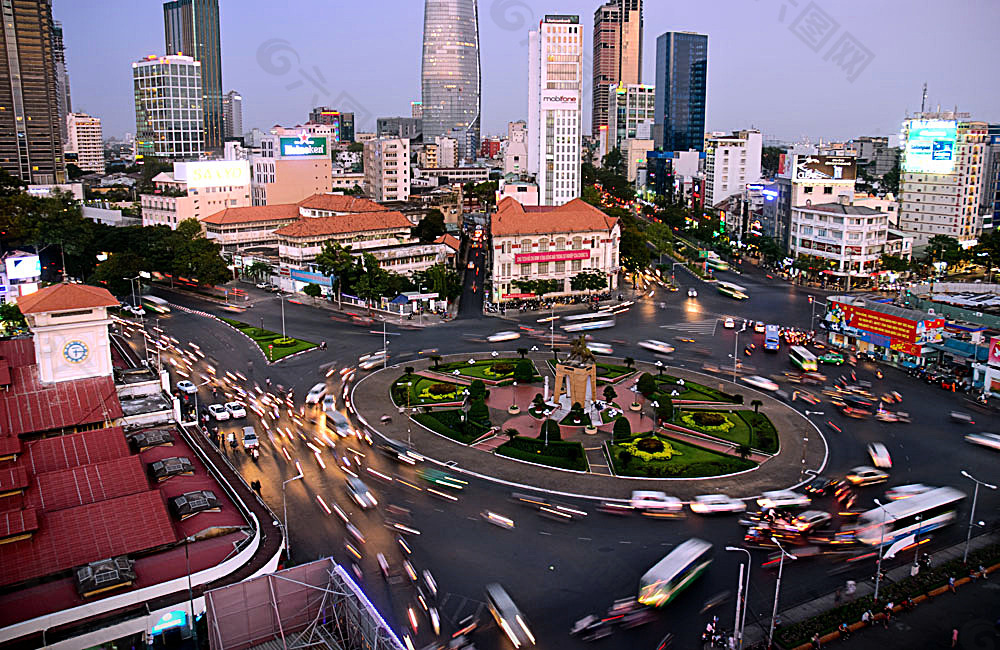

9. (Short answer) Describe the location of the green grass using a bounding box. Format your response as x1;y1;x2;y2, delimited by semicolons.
735;410;779;454
609;433;756;478
559;411;592;426
218;317;316;360
495;436;588;471
655;375;740;403
437;358;540;382
675;409;752;447
391;374;466;406
412;409;489;444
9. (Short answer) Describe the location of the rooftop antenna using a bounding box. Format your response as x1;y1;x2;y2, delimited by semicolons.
920;82;927;113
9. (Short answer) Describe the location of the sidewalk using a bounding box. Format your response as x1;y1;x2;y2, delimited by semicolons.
741;530;1000;649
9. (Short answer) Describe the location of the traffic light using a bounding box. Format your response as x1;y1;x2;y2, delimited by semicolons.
808;295;814;304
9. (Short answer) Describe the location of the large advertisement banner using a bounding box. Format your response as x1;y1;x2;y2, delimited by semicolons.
793;155;857;181
903;119;957;174
825;301;944;356
541;91;580;112
989;336;1000;367
514;250;590;264
279;134;328;157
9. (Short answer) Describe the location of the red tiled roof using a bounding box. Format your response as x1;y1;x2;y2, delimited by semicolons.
0;436;21;458
17;283;118;314
200;203;300;226
0;491;177;587
0;467;29;493
25;456;150;512
21;427;128;475
0;508;38;541
297;193;385;213
435;234;461;251
0;373;123;437
0;338;35;368
491;197;619;236
274;211;412;238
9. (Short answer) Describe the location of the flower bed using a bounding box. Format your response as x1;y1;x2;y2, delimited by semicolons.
412;409;490;445
609;433;756;478
495;436;588;471
217;317;317;360
437;358;541;383
391;374;466;406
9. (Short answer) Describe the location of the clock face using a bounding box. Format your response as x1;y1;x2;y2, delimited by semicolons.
63;340;89;364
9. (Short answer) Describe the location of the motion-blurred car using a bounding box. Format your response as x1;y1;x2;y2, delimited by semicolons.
964;432;1000;451
845;465;889;486
305;383;327;404
630;491;682;513
885;483;934;500
690;494;746;514
207;403;230;421
742;375;779;392
757;490;810;510
346;477;377;509
487;330;521;343
176;380;196;394
754;321;766;333
587;342;613;355
224;401;246;418
322;394;336;413
804;476;836;496
788;510;832;533
867;442;892;468
950;411;975;425
687;288;698;298
723;317;735;329
638;339;675;355
819;353;845;365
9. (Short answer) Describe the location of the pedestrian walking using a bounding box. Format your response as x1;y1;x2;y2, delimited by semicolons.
948;576;956;593
951;628;959;647
861;610;872;627
979;564;988;580
811;631;822;648
838;622;851;640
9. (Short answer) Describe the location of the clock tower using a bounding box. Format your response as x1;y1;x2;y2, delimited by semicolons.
17;283;119;384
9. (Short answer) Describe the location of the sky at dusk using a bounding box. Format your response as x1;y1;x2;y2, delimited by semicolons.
57;0;1000;143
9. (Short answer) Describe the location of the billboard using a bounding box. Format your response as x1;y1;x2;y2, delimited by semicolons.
177;160;250;188
989;336;1000;367
825;300;944;356
793;155;857;182
289;269;333;287
5;254;41;280
541;91;579;112
279;134;328;157
903;119;957;174
514;250;590;264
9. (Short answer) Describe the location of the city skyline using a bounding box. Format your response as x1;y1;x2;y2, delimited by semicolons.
53;0;1000;143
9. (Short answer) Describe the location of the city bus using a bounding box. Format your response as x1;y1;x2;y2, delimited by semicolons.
141;295;171;314
716;281;749;300
764;325;781;352
706;257;730;272
853;487;965;546
789;345;818;371
638;538;713;608
561;312;616;332
485;583;535;648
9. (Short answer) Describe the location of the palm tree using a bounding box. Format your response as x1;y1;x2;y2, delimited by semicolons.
624;356;635;369
502;427;519;441
517;347;528;359
429;354;442;370
246;261;270;283
736;443;752;460
751;399;763;414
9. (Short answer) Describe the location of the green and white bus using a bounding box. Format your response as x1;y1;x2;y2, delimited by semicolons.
789;345;818;371
716;281;749;300
638;538;713;607
706;257;730;272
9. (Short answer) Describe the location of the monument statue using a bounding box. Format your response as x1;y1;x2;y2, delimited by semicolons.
553;335;598;415
566;335;596;365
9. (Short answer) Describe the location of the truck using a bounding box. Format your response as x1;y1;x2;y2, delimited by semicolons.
764;324;780;352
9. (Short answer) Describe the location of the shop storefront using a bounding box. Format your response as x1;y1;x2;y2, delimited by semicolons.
822;295;945;367
974;337;1000;398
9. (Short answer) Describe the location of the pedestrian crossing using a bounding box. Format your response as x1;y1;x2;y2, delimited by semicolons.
659;318;719;336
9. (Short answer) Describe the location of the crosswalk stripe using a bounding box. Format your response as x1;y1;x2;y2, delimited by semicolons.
659;318;719;335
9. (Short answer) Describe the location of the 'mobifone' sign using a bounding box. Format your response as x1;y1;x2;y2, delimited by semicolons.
541;91;580;112
279;134;328;157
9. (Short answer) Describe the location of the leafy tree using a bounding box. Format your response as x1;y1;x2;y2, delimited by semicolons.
619;449;633;469
90;251;146;296
66;163;88;180
532;393;546;410
502;427;519;441
736;444;752;460
246;261;271;282
881;158;900;194
539;418;561;442
302;283;322;297
756;236;785;266
570;270;608;292
516;347;528;359
513;359;534;383
170;219;230;286
603;385;617;402
637;372;657;398
613;415;632;441
624;356;635;369
413;209;446;243
347;142;364;153
468;398;490;425
0;168;26;197
411;263;462;300
0;301;27;335
581;184;602;207
619;226;651;273
924;235;963;265
879;254;909;272
601;147;626;178
654;396;673;423
429;354;442;370
314;241;355;303
751;399;763;414
468;379;486;400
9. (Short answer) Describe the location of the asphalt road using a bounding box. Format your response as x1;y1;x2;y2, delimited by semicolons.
131;260;1000;650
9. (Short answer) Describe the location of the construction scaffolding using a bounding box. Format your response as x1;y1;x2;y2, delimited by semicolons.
205;557;405;650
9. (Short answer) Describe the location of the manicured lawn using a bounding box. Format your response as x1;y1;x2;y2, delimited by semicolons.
559;411;592;426
735;410;779;454
437;358;540;382
391;374;466;406
609;433;756;478
655;375;740;403
675;409;752;447
412;409;489;445
218;317;316;361
495;436;588;471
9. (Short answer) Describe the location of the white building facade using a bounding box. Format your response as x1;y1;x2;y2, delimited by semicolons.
364;137;410;202
790;197;888;277
504;120;528;175
65;113;105;173
599;83;655;163
528;15;583;206
705;129;762;207
141;160;251;229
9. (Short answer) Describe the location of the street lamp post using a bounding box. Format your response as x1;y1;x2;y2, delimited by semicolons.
280;292;286;338
768;537;797;648
961;470;997;564
873;498;896;602
733;320;747;382
183;535;198;644
281;464;304;558
511;381;518;409
726;546;752;648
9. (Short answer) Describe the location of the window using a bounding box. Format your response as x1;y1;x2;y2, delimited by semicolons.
804;187;813;194
538;262;549;274
571;259;582;272
823;187;833;194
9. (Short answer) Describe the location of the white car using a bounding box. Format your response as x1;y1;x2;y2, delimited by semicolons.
757;490;811;510
754;321;766;333
176;380;197;394
687;288;698;298
225;402;247;418
638;340;675;355
629;491;683;513
487;330;521;343
358;356;385;370
322;394;336;413
587;342;613;354
885;483;933;501
305;383;327;404
690;494;746;514
742;375;780;392
723;317;735;329
965;432;1000;451
207;403;230;421
126;305;146;317
846;465;889;486
867;442;892;468
347;477;377;509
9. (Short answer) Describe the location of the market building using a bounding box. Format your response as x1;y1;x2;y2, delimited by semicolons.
822;295;945;366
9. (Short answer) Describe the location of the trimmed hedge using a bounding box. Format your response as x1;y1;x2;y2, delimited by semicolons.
736;410;779;454
412;409;489;444
496;436;587;471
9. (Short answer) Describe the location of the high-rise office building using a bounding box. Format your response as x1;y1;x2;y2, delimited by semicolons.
65;113;105;174
52;20;71;145
504;120;528;175
592;0;642;136
897;113;987;248
598;82;655;161
133;55;204;160
653;31;708;153
163;0;222;151
222;90;242;139
528;15;584;206
420;0;481;162
308;107;355;142
704;129;762;206
0;0;66;183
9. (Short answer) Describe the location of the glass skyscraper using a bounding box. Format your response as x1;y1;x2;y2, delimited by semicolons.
420;0;480;162
164;0;222;151
653;31;707;153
